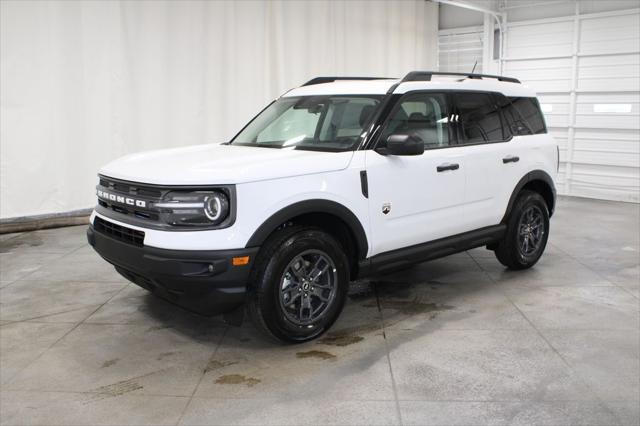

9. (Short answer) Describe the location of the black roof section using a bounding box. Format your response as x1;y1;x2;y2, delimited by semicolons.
302;77;396;86
384;71;521;94
301;72;521;93
400;71;520;84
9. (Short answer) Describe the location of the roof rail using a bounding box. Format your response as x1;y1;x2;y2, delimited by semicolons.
400;71;521;84
302;76;395;86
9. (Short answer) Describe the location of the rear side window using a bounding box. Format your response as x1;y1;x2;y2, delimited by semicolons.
453;92;507;144
497;95;547;135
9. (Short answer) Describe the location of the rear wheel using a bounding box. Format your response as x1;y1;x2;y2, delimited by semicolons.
247;226;349;343
494;190;549;270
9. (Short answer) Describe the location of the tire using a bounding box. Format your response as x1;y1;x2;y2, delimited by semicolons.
247;225;350;343
494;190;550;270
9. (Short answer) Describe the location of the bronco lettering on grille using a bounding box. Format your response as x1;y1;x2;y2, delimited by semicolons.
97;190;146;208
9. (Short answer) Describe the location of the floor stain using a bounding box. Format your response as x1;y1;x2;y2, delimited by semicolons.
319;334;364;346
156;352;177;360
101;358;119;368
0;234;43;253
204;359;238;373
94;378;143;396
348;281;376;300
296;350;336;360
215;374;260;387
364;297;455;316
85;378;144;404
85;370;163;404
145;325;173;333
373;280;415;297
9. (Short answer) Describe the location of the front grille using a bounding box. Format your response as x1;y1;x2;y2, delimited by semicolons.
97;176;162;222
94;217;145;247
99;177;162;198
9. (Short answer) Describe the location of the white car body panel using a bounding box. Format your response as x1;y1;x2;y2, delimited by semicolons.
363;149;466;255
99;144;354;185
460;134;557;233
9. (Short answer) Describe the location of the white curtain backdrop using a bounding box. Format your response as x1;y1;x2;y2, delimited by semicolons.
0;0;438;219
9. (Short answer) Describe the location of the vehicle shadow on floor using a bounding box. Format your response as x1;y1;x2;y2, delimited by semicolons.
139;253;504;352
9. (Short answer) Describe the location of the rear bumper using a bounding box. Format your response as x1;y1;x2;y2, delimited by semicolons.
87;226;259;315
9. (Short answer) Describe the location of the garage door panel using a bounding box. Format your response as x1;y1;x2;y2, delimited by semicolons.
504;9;640;202
556;165;567;187
505;57;572;71
570;163;639;202
577;92;640;104
572;150;639;168
577;54;640;91
580;14;640;55
575;114;639;130
523;79;573;93
574;129;640;153
438;28;483;73
579;78;639;92
579;37;640;56
505;59;572;92
578;62;639;80
506;22;573;58
575;95;640;130
538;96;570;128
578;53;639;69
447;8;639;202
543;112;570;128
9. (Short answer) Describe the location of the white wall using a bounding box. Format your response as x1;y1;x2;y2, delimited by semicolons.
0;0;438;219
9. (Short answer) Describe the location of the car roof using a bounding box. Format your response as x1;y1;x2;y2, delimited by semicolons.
283;75;537;98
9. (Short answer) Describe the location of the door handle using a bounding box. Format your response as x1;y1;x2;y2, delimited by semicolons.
503;155;520;164
437;163;460;172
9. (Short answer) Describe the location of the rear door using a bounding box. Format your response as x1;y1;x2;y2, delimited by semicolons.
492;95;550;218
364;92;466;256
452;91;527;231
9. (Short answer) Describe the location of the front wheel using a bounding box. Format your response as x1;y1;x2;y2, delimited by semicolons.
494;190;550;270
247;226;349;343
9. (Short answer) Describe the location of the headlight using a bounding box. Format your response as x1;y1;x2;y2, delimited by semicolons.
154;190;230;227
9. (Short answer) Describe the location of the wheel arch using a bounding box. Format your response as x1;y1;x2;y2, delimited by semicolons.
502;170;557;223
246;199;369;275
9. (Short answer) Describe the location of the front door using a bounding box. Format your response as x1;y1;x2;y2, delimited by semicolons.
365;92;466;256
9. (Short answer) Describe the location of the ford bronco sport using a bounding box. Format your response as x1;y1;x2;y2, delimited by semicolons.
88;71;557;343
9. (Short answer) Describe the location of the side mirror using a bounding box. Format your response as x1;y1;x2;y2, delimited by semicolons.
377;133;425;156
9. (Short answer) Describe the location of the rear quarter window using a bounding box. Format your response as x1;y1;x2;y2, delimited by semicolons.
497;95;547;136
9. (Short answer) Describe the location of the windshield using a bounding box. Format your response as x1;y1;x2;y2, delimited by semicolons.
231;95;383;151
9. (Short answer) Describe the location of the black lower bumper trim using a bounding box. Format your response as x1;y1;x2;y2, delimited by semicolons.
87;225;259;315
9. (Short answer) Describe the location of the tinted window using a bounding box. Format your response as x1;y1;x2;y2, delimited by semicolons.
381;93;450;149
233;96;381;151
453;92;507;143
498;95;547;135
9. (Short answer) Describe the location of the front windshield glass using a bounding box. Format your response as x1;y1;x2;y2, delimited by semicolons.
231;95;382;151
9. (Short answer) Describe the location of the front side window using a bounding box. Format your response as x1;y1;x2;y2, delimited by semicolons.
232;96;381;151
453;92;507;143
380;93;451;149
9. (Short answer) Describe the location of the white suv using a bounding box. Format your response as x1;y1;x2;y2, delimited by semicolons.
88;71;558;343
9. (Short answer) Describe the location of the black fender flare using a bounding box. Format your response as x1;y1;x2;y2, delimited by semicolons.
502;170;557;223
245;199;369;260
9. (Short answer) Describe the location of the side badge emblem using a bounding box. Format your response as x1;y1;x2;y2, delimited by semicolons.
382;202;391;215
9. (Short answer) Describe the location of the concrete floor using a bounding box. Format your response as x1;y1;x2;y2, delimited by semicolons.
0;197;638;426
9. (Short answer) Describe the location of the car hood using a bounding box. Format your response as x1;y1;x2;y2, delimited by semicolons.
99;143;355;185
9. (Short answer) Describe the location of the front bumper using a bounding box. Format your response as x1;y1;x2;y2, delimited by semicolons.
87;225;259;315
